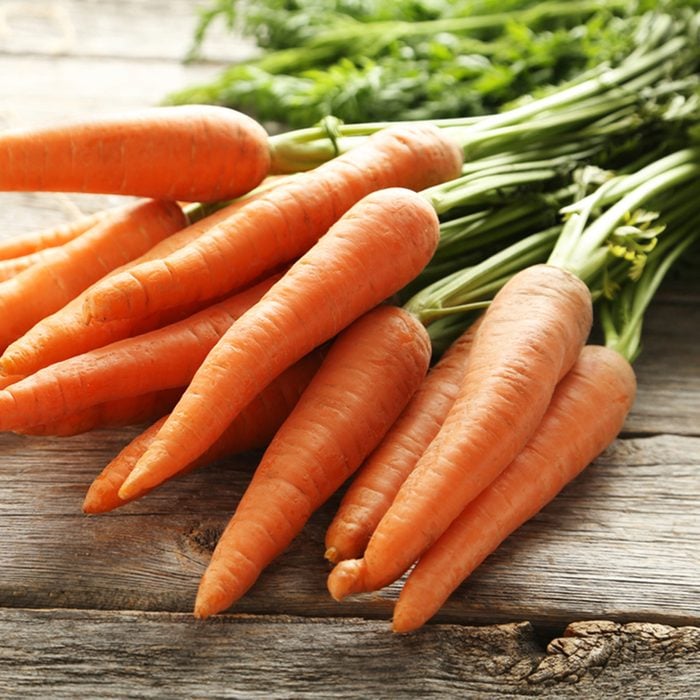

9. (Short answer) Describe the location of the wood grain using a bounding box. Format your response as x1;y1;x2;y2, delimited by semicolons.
1;610;698;698
0;428;697;628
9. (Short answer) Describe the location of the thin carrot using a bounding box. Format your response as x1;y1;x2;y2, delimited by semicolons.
392;345;637;633
0;105;270;202
0;198;185;352
0;246;65;283
117;187;441;502
0;276;278;431
0;179;294;376
325;317;481;564
17;388;184;438
0;208;112;260
81;123;463;324
194;305;432;618
83;351;324;514
327;263;592;599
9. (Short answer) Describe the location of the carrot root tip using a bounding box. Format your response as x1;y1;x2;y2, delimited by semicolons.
324;546;339;564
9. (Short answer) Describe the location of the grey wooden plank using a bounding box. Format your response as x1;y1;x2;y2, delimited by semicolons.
0;429;697;627
0;0;255;62
0;609;698;698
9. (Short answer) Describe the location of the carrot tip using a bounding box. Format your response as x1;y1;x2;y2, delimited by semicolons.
324;546;339;564
327;559;366;602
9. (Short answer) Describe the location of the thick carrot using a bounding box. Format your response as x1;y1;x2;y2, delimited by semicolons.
0;105;270;202
0;276;277;431
325;318;481;564
81;123;463;324
0;180;293;376
83;351;324;514
326;263;592;599
194;305;432;618
0;199;185;352
392;345;637;633
117;187;441;502
0;208;111;260
17;388;184;438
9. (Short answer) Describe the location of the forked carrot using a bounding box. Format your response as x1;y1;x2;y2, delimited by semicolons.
0;178;295;376
0;199;185;351
0;105;270;202
117;187;441;502
392;345;637;633
17;388;184;438
0;208;112;260
0;276;278;431
194;305;432;618
327;263;593;599
81;123;463;324
325;317;482;564
83;351;324;514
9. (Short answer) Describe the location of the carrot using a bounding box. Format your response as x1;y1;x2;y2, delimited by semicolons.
0;208;112;260
81;123;463;325
0;199;185;352
17;388;184;438
0;105;270;202
0;246;65;282
83;351;324;514
326;263;593;599
0;179;294;377
0;276;278;431
194;305;432;618
0;373;22;390
392;345;637;633
117;187;441;503
325;317;481;564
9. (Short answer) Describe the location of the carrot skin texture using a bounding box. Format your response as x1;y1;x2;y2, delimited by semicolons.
0;191;277;376
82;351;324;514
118;187;441;502
325;318;481;564
0;246;65;282
0;105;270;202
0;199;185;352
0;276;277;431
0;209;111;260
194;305;432;618
327;264;593;598
81;123;463;324
392;345;637;633
17;388;183;437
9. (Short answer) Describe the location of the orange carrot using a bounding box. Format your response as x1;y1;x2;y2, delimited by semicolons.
83;351;324;514
0;180;293;376
0;199;185;352
326;264;593;600
392;345;637;633
0;105;270;202
81;123;463;325
0;276;277;431
17;388;184;437
117;187;441;503
0;208;112;260
325;317;482;564
0;246;64;282
194;305;432;618
0;373;22;390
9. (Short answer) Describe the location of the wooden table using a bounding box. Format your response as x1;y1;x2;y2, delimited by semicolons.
1;2;698;696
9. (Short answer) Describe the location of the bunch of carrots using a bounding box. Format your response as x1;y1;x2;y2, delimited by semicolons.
0;7;698;632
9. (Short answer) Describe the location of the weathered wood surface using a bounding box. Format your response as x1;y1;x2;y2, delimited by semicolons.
0;0;698;695
1;611;698;699
0;428;698;629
